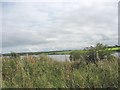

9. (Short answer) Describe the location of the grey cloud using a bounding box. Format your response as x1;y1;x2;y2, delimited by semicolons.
2;1;118;53
2;31;51;48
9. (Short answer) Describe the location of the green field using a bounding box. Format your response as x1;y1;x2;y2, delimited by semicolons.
45;46;120;55
108;47;120;51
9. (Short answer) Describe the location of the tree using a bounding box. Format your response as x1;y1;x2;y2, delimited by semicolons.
69;50;82;61
69;43;112;63
10;52;20;58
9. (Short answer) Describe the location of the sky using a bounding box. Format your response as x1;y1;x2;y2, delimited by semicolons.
1;0;119;53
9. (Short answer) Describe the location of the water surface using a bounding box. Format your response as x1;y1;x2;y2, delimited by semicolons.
48;55;70;61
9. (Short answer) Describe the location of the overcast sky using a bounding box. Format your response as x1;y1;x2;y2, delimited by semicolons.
1;0;119;53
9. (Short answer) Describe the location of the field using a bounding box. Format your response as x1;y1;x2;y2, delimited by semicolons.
2;54;119;88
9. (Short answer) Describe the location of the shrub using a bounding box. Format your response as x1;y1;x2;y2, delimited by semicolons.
69;50;82;61
10;52;20;58
69;43;112;63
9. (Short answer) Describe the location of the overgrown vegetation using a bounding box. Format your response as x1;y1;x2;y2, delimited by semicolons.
2;43;119;88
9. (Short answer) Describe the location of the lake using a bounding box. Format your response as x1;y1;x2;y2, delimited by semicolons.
112;52;120;57
15;54;70;61
48;55;70;61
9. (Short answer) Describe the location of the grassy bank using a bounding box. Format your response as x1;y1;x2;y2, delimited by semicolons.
2;54;119;88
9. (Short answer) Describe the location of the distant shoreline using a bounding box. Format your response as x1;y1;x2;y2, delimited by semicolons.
2;46;120;56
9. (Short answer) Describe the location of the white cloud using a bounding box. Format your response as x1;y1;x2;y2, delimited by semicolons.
46;38;58;41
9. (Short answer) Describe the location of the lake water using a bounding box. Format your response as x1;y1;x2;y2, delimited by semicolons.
48;55;70;61
113;52;120;57
14;54;70;61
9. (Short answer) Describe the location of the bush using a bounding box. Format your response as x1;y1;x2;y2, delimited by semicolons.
10;52;20;58
70;43;112;63
69;50;82;61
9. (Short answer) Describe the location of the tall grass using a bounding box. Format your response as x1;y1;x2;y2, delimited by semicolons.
2;54;119;88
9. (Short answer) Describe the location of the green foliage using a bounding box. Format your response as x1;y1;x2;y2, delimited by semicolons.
70;43;113;63
2;53;119;88
95;43;112;59
10;52;20;58
69;50;82;61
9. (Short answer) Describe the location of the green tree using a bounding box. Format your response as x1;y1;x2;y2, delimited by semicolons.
69;50;82;61
69;43;112;63
10;52;20;58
